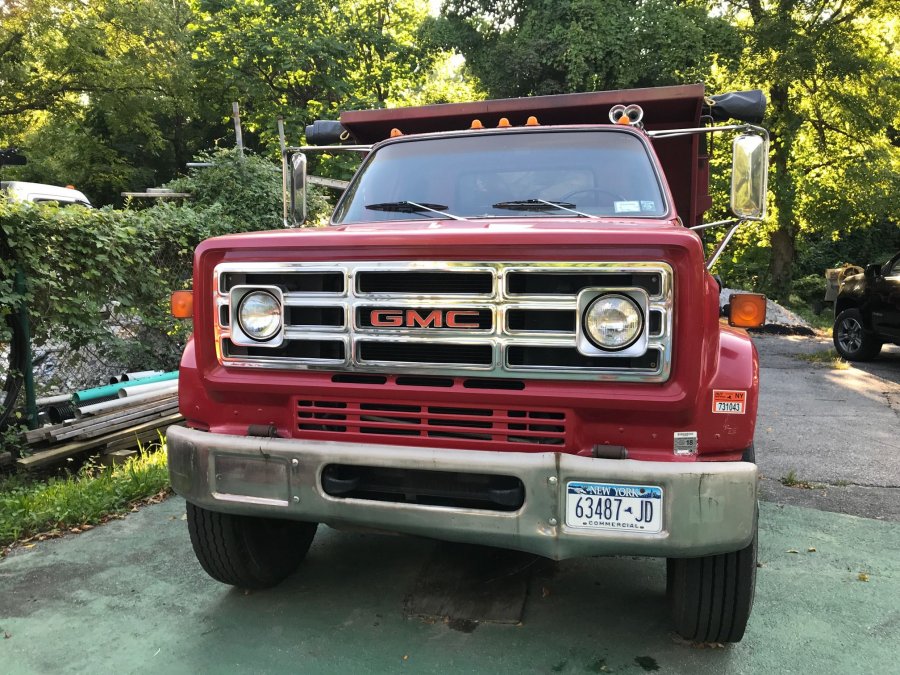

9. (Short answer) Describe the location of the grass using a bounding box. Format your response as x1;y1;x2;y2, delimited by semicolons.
784;298;834;332
794;349;850;370
780;469;822;490
0;445;170;553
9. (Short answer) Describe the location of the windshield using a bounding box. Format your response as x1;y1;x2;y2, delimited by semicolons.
333;129;667;223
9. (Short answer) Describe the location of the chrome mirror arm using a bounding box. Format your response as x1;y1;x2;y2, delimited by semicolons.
696;219;745;270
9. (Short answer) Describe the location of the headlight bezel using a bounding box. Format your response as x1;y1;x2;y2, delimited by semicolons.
576;288;649;358
229;285;285;347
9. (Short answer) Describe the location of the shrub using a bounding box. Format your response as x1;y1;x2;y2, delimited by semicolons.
1;149;336;368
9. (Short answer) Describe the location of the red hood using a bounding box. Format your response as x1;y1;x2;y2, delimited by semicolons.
197;217;700;260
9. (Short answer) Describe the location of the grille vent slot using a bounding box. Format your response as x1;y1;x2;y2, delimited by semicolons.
297;399;567;447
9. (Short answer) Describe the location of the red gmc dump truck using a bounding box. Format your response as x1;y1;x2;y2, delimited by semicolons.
167;83;770;643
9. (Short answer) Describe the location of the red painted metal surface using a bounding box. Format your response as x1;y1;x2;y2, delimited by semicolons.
339;84;711;226
179;219;759;464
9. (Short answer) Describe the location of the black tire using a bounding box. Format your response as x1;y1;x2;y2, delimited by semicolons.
833;308;882;361
186;502;317;589
667;514;758;643
741;443;756;464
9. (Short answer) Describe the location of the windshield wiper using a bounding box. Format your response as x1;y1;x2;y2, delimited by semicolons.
491;199;598;219
365;201;465;221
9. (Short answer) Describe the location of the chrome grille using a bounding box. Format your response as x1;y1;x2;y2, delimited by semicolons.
215;261;674;382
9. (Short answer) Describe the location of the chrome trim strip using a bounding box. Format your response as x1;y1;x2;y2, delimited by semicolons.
213;261;674;382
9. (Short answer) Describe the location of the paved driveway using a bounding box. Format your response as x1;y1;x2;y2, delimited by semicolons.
754;335;900;520
2;497;898;674
1;335;899;674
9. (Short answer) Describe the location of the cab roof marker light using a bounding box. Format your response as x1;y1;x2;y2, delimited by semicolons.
390;128;403;138
470;119;484;129
498;117;511;128
525;116;539;126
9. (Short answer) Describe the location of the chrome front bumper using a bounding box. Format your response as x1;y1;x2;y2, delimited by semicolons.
167;426;758;560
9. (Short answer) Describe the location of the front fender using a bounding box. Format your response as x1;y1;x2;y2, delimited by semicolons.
697;326;759;459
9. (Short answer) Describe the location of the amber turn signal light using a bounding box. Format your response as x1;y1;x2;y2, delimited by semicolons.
171;290;193;318
728;293;766;328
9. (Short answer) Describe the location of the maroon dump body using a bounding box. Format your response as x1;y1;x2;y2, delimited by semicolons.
340;84;712;227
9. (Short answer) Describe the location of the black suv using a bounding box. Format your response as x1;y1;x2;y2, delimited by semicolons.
833;251;900;361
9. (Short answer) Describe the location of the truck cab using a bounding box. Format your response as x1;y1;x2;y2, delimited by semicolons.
167;84;769;643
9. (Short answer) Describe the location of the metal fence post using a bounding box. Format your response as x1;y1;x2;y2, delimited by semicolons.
14;270;38;430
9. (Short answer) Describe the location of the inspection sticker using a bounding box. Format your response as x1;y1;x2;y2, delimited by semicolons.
614;200;641;213
674;431;698;455
712;390;747;414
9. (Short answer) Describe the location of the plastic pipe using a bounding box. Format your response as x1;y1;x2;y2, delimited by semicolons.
118;380;179;398
123;370;164;382
72;371;178;404
36;393;71;406
76;385;178;417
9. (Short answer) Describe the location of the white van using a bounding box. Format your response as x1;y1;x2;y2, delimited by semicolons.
1;181;92;207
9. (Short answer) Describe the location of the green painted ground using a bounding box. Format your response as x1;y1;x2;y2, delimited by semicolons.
1;498;897;674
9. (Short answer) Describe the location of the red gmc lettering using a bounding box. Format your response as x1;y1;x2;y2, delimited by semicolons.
445;310;481;328
370;309;404;327
368;309;482;328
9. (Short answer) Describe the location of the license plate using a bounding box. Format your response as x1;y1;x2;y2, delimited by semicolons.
565;482;663;533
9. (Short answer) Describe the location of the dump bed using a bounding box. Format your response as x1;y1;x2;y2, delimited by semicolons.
339;84;711;227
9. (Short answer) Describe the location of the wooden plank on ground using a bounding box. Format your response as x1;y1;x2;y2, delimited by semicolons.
52;401;178;441
104;426;172;452
16;414;183;470
26;393;178;444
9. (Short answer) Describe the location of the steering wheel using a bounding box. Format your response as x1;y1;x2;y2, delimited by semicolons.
560;187;626;204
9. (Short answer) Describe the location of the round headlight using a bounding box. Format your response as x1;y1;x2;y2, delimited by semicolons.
583;294;643;350
238;291;282;341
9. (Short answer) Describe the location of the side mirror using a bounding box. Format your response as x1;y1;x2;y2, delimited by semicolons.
864;263;881;281
289;152;307;225
730;133;769;221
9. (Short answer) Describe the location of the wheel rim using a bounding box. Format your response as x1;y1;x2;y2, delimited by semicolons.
837;317;863;352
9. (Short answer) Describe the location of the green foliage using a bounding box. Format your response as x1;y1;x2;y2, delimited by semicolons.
165;149;284;231
791;275;827;307
2;0;897;298
1;149;316;368
190;0;436;152
434;0;740;97
0;448;169;551
0;0;214;205
713;0;900;300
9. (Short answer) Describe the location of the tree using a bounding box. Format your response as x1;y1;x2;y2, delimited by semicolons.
0;0;214;204
717;0;900;300
190;0;436;151
432;0;741;98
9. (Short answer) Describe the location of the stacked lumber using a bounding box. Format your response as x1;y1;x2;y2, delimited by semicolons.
17;387;181;470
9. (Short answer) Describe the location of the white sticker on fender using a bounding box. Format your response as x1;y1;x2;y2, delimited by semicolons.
712;390;747;414
674;431;698;455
